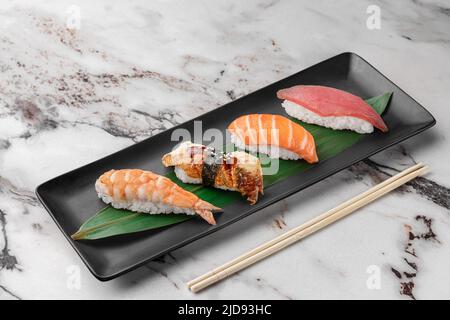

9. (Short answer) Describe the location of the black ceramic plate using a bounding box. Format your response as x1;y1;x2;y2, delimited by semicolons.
36;52;435;280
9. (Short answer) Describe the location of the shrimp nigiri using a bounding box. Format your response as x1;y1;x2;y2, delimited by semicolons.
95;169;220;225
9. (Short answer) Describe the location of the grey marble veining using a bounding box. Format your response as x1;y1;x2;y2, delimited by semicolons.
0;0;449;299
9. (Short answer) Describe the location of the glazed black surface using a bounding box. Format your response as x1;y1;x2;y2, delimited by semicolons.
36;52;436;280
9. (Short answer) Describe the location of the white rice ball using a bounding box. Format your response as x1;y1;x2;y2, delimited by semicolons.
230;133;301;160
174;166;202;184
282;100;373;134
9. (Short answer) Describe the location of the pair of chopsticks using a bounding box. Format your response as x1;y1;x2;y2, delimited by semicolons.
187;162;428;293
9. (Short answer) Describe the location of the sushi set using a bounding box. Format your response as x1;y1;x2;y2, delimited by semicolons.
89;85;386;227
36;53;435;280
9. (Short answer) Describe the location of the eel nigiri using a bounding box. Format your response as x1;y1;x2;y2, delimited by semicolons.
277;85;388;134
162;141;263;205
95;169;220;225
228;114;318;163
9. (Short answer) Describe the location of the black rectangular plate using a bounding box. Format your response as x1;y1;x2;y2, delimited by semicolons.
36;52;436;281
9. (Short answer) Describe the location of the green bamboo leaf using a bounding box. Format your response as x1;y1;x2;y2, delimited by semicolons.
365;92;392;114
72;92;392;240
71;207;192;240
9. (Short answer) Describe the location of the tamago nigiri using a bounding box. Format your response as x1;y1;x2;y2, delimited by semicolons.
95;169;220;225
277;85;388;134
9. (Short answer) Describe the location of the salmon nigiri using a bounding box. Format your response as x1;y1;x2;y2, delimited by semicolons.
228;114;318;163
95;169;220;225
277;85;388;134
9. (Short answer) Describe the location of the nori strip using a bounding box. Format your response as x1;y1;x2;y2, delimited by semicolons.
201;147;223;186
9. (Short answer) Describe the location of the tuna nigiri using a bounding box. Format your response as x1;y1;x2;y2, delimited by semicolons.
162;141;263;204
277;85;388;134
95;169;220;225
228;114;318;163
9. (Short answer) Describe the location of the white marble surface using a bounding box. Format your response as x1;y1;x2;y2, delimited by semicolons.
0;0;449;300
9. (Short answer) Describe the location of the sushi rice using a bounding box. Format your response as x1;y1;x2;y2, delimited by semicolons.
282;100;374;134
174;166;235;191
174;166;202;184
230;132;301;160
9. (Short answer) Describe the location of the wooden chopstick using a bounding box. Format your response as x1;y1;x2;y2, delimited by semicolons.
188;162;424;289
188;163;428;293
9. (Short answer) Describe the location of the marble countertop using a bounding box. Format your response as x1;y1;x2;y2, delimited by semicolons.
1;0;449;300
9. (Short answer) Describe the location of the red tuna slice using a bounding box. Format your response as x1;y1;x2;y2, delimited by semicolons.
277;85;388;132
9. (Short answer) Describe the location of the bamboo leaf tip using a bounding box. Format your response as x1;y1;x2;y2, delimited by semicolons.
71;232;82;240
